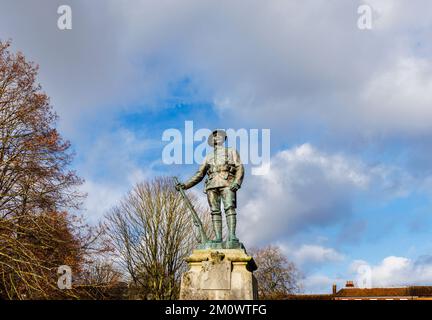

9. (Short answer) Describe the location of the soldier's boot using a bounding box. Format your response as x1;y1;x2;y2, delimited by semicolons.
226;209;239;242
211;214;223;242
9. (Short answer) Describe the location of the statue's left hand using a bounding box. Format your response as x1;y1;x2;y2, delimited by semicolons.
230;183;240;192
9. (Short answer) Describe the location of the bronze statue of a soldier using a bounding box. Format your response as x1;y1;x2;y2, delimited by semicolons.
176;130;244;244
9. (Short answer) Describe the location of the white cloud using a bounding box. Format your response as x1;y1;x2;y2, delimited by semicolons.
75;129;158;222
77;128;155;184
290;244;345;267
78;167;158;223
363;0;432;31
79;179;125;224
304;254;432;293
237;143;420;245
238;144;371;245
359;57;432;133
349;255;432;287
3;0;432;141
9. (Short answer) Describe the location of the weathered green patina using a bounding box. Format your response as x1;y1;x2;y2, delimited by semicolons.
176;130;245;249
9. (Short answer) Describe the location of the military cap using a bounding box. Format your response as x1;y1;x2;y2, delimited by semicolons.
207;129;227;147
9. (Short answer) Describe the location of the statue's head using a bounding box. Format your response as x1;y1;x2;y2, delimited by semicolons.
208;129;226;147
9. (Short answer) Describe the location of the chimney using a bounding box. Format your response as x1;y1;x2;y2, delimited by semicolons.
332;284;337;295
345;280;355;288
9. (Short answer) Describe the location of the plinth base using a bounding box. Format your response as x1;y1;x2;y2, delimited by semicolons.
196;240;244;250
179;248;258;300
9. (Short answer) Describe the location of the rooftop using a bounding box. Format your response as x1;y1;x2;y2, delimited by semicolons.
285;282;432;300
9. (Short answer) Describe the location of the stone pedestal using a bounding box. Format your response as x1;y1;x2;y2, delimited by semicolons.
179;248;258;300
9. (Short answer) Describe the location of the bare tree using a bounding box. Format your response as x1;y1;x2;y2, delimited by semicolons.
0;210;111;299
0;41;106;299
250;245;302;299
0;41;83;219
77;260;127;299
106;177;211;300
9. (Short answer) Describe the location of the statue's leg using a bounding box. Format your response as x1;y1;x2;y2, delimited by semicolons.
207;188;222;242
222;188;239;242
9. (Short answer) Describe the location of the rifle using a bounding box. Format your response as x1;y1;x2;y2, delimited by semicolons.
174;177;209;243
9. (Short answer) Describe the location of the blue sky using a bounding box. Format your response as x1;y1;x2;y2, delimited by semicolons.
2;0;432;293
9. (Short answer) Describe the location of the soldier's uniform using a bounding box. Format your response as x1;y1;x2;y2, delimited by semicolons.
182;136;244;242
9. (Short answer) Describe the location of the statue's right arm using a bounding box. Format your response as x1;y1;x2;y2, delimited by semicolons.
183;162;209;189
